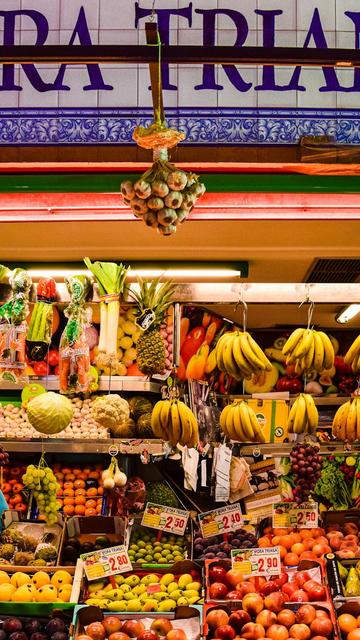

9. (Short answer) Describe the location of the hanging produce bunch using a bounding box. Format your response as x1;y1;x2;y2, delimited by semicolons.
22;455;61;524
130;277;176;376
101;456;127;490
290;442;323;502
59;275;92;395
26;278;56;361
151;398;199;447
345;334;360;373
84;259;128;374
282;328;334;373
332;397;360;442
0;267;32;386
220;399;265;443
287;392;319;435
215;330;272;380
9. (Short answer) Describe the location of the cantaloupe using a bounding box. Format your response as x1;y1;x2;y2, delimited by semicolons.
244;364;279;394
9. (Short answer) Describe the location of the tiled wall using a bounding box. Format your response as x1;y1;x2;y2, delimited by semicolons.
0;0;359;144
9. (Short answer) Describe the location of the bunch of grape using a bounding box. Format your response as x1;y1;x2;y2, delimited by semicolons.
0;445;9;467
290;443;323;503
22;463;60;524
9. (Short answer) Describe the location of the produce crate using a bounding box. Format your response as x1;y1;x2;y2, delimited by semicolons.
326;552;360;602
59;516;127;566
192;524;257;562
127;514;192;566
78;559;203;608
203;601;338;639
205;558;327;604
0;515;63;566
70;603;202;640
0;609;74;637
0;564;82;615
321;510;360;559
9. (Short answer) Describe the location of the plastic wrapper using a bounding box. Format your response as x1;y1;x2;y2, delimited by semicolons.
59;275;92;395
344;566;360;597
26;278;56;361
0;268;32;386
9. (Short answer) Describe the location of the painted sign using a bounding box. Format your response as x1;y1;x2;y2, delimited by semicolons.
0;0;359;145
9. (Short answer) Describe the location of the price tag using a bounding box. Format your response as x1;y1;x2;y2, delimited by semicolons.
231;546;281;577
272;502;318;529
81;545;132;581
141;502;189;536
198;503;242;538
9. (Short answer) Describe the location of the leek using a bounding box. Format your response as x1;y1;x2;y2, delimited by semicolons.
84;258;128;358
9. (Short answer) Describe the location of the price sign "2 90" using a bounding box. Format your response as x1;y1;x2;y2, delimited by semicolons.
231;546;281;577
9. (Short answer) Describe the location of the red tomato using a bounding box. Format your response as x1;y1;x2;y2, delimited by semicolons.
33;361;49;376
180;326;206;364
46;349;59;367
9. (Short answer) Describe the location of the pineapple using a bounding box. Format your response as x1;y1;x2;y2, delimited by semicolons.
130;278;175;375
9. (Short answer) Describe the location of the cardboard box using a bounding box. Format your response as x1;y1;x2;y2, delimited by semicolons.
247;399;289;443
59;516;127;566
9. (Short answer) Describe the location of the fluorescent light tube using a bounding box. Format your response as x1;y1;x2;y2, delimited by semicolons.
336;304;360;324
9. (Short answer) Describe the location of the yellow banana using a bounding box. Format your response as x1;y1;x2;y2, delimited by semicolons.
335;401;351;441
216;332;233;371
220;404;232;432
294;359;304;376
303;393;318;434
356;398;360;441
312;331;325;372
317;331;335;370
282;328;305;356
346;399;357;443
293;394;307;434
225;404;237;439
231;334;254;378
232;403;247;441
239;332;266;371
205;348;217;374
238;402;255;440
303;331;315;370
345;334;360;366
246;332;273;371
151;400;168;439
352;352;360;374
287;398;300;433
248;407;266;443
222;333;242;379
170;400;182;446
293;329;314;360
158;399;171;439
176;400;194;446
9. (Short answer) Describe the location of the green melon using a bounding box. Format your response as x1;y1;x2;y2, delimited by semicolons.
128;396;153;421
136;412;154;438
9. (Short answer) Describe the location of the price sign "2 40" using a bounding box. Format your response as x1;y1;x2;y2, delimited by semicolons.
198;503;242;538
141;502;189;536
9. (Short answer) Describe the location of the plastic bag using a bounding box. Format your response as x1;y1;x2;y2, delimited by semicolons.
26;278;56;361
59;275;92;395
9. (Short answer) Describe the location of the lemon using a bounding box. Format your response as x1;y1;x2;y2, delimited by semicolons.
0;571;10;585
178;574;193;589
160;573;175;586
0;583;15;601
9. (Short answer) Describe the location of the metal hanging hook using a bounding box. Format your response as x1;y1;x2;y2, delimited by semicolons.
234;286;248;332
298;284;315;329
150;0;156;21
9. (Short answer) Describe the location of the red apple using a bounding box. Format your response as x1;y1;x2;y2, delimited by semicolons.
315;611;328;619
310;618;333;637
282;583;297;599
229;612;251;633
288;624;311;640
289;590;309;603
214;625;236;640
295;605;316;625
103;618;123;636
121;622;145;638
150;620;173;636
225;591;242;601
206;611;229;631
259;581;279;596
235;582;255;597
210;582;229;600
210;565;228;583
304;584;326;602
226;569;244;589
293;572;311;588
242;593;264;616
274;572;288;588
138;633;159;640
166;631;186;640
277;611;296;629
264;592;285;613
256;611;277;629
108;634;130;640
266;624;289;640
241;623;265;640
86;623;106;640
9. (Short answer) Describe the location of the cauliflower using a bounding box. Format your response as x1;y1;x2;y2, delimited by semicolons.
92;394;130;430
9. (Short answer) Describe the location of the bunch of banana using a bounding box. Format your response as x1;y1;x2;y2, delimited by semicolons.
332;397;360;442
151;398;199;448
282;328;334;373
216;331;272;380
220;400;266;443
344;335;360;374
288;393;318;434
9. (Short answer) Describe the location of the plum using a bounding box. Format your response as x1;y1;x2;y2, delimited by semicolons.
3;621;23;635
30;633;48;640
9;632;27;640
45;621;66;636
205;552;216;558
24;622;42;636
51;632;68;640
217;552;228;558
0;631;6;640
194;538;204;546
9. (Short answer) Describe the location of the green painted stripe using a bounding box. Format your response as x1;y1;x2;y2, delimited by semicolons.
1;172;360;193
270;400;277;442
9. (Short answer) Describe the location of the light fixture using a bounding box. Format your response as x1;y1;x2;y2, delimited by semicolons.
336;304;360;324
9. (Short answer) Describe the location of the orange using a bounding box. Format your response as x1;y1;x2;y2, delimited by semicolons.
78;472;88;481
348;630;360;640
56;488;63;497
279;545;287;560
83;467;92;474
85;499;97;509
75;495;86;505
303;538;315;550
291;533;302;544
88;471;99;479
357;615;360;628
75;488;86;496
63;504;75;516
273;528;291;536
63;488;74;497
85;508;97;517
86;487;98;497
299;529;313;539
96;504;102;513
72;468;82;476
74;504;86;515
63;497;75;506
291;543;305;556
272;536;281;546
55;472;64;481
284;552;299;566
74;479;86;489
65;473;76;481
62;467;72;475
63;481;74;490
279;535;293;550
96;498;103;506
97;487;104;495
258;536;271;548
338;614;357;634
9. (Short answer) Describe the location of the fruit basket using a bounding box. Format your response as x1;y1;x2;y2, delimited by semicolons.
0;565;81;615
127;517;192;566
321;512;360;559
205;558;328;605
71;603;202;640
1;460;29;516
0;611;73;640
0;519;63;567
334;600;360;640
203;601;338;640
326;553;360;602
79;560;203;611
59;517;127;567
192;527;258;561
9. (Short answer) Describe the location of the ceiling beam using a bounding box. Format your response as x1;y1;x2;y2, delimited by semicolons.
0;45;359;67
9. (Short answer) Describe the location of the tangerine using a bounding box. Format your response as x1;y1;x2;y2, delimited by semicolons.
63;504;75;516
284;552;299;566
279;545;287;560
348;630;360;640
65;473;76;482
279;535;294;550
74;504;86;515
75;495;86;505
75;488;86;496
85;508;96;517
72;468;82;476
96;504;102;514
338;614;357;634
63;497;75;506
258;536;271;548
62;468;72;475
291;543;305;556
97;487;104;495
78;473;88;481
63;488;74;497
86;487;98;497
74;479;86;490
303;538;315;550
85;499;97;509
63;481;74;490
